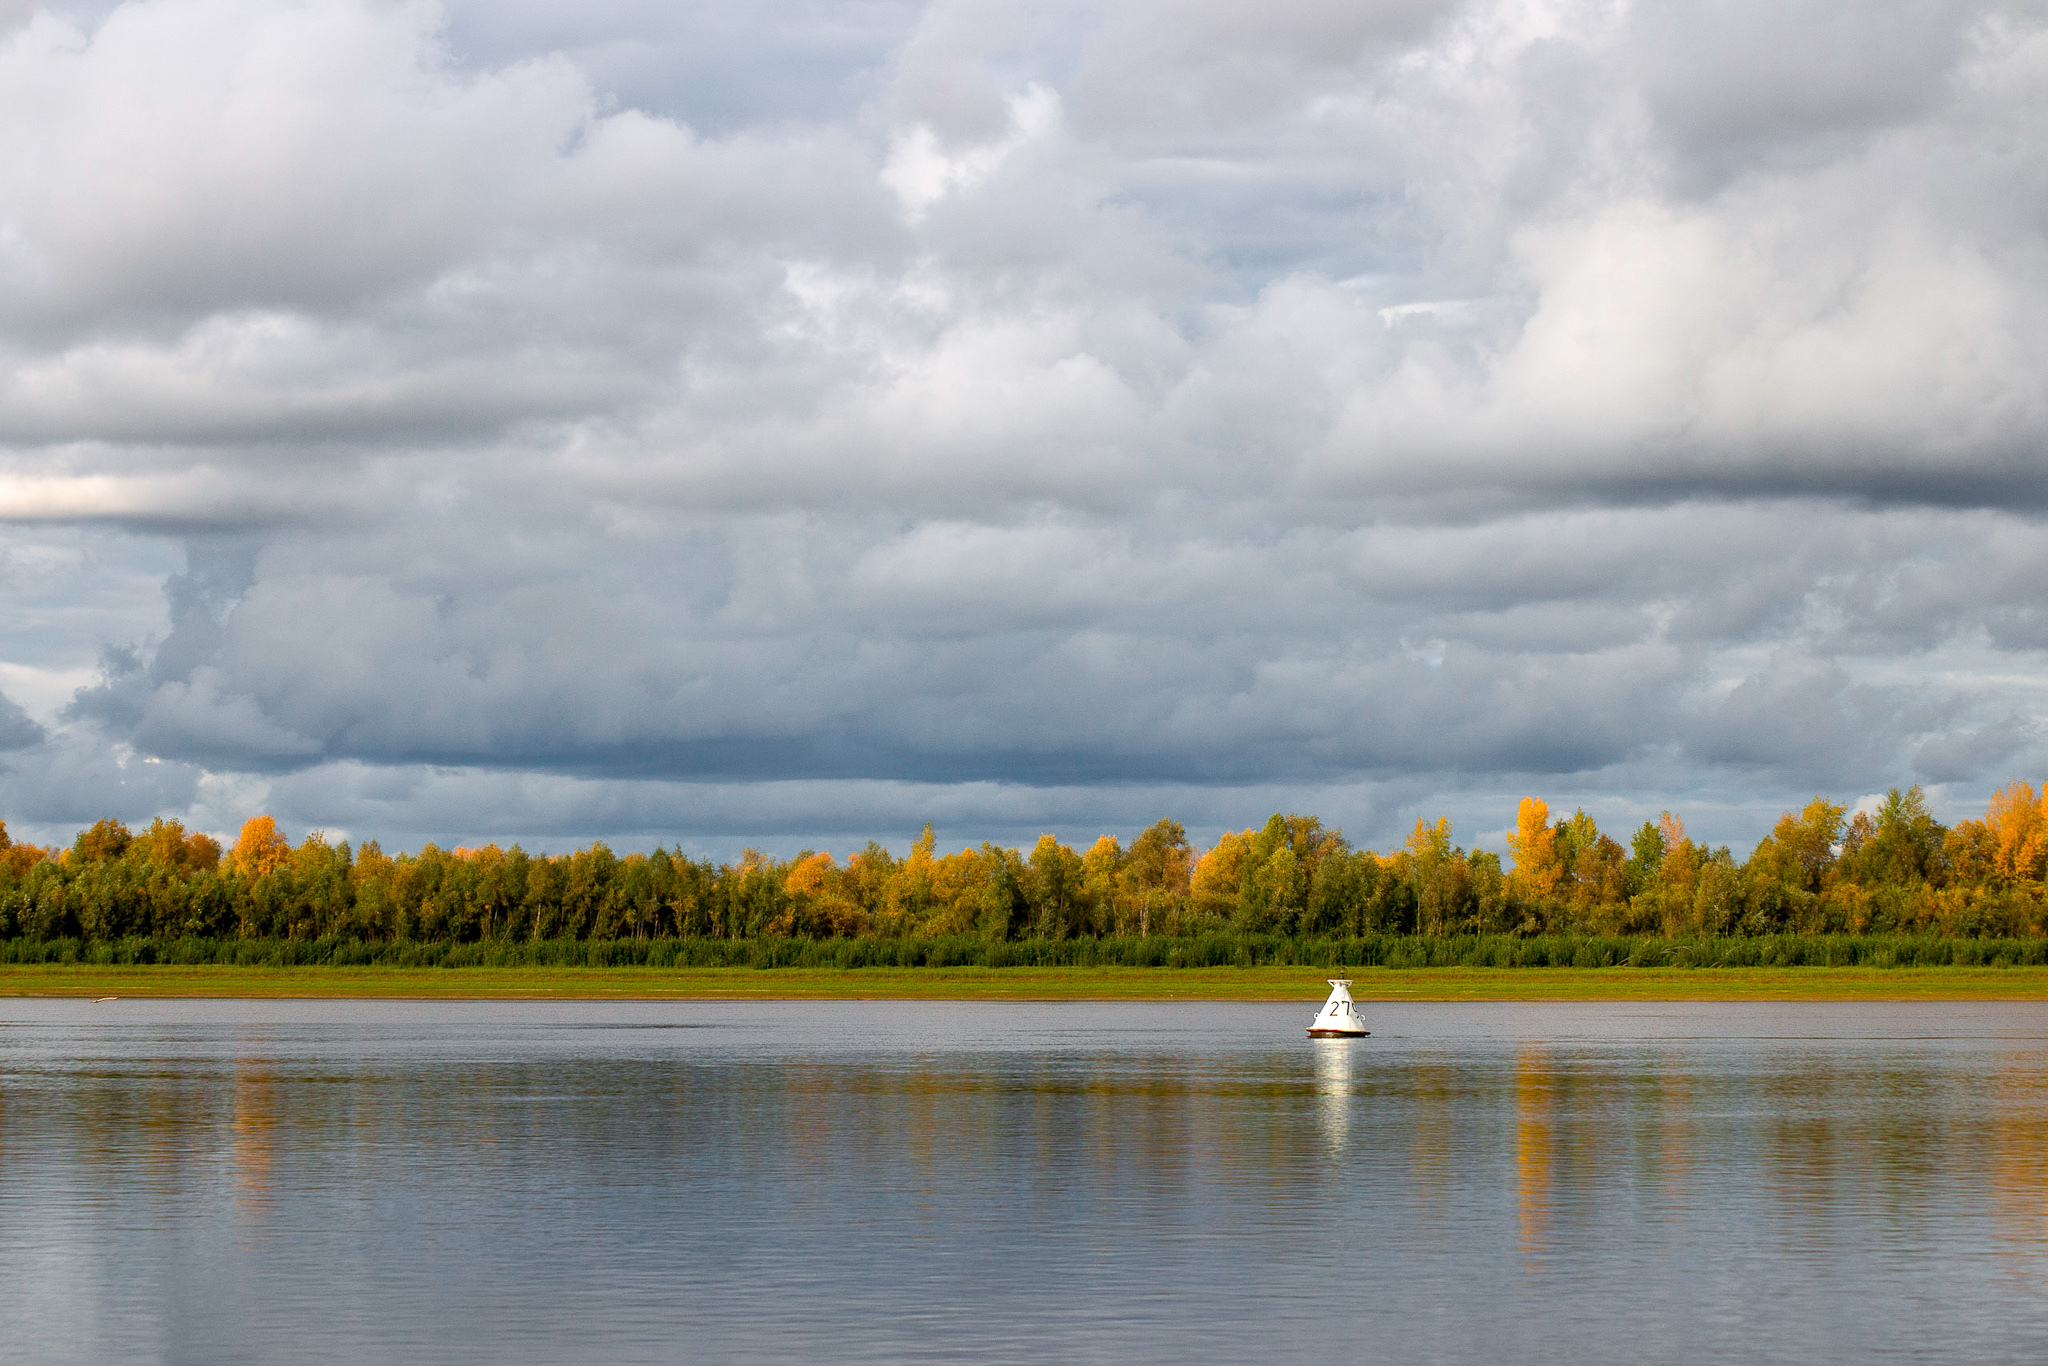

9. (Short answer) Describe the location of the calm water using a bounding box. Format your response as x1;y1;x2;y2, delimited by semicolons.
3;998;2048;1364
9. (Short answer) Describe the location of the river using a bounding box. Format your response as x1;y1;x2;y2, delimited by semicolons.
3;998;2045;1363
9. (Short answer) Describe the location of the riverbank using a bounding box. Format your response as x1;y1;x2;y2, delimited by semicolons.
5;964;2048;1000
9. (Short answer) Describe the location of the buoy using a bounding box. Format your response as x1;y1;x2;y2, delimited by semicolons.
1307;979;1369;1037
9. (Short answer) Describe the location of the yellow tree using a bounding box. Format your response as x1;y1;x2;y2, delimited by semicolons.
1658;812;1700;900
1192;829;1253;919
1751;798;1845;894
1082;835;1128;935
230;815;291;878
1506;798;1560;899
1406;816;1453;863
928;847;992;935
1402;816;1463;936
785;851;865;936
1985;780;2048;882
882;825;938;932
135;817;192;868
1941;816;1999;890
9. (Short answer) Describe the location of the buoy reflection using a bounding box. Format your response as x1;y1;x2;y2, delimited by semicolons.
1314;1039;1353;1149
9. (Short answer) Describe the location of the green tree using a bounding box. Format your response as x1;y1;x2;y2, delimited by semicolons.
1025;835;1086;938
1624;820;1666;898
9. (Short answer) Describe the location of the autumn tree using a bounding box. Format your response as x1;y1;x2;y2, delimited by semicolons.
1506;798;1560;900
784;850;851;936
277;832;353;939
137;818;185;869
1124;818;1191;935
1835;788;1944;889
1657;811;1696;892
71;818;132;864
928;845;997;936
1192;829;1253;921
1405;816;1452;864
1750;798;1845;895
133;817;222;873
1638;812;1702;935
843;842;896;931
1240;815;1303;931
1570;837;1629;926
1391;817;1468;935
1940;815;2000;891
230;816;292;879
22;790;2048;948
1983;780;2048;883
881;825;939;933
1025;834;1087;938
1081;836;1127;935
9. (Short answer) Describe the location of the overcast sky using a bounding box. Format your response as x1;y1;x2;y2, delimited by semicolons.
2;0;2047;860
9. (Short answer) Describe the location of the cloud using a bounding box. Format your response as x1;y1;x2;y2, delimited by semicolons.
883;83;1061;222
1;0;2047;855
1632;0;1983;191
1914;714;2040;784
0;689;42;750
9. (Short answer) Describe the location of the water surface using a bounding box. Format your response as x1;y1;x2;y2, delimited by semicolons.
3;998;2046;1363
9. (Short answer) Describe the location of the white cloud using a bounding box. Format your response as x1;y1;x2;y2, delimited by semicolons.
882;83;1062;221
1;0;2046;857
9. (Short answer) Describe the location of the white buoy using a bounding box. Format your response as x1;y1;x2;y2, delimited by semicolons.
1307;978;1369;1037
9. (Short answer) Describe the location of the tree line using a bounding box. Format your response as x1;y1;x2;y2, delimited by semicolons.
4;782;2048;945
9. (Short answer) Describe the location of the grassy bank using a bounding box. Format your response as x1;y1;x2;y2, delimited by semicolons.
9;931;2048;969
5;963;2048;1000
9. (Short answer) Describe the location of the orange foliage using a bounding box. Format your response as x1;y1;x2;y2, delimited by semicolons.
1658;811;1685;851
229;815;292;878
2;842;48;877
784;850;836;899
0;818;53;874
1985;780;2048;882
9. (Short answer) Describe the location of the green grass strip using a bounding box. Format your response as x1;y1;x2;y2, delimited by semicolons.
7;963;2048;1000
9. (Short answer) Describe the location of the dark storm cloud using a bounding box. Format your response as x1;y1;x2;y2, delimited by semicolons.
1914;715;2040;784
2;0;2047;854
1681;649;1920;789
0;690;42;750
